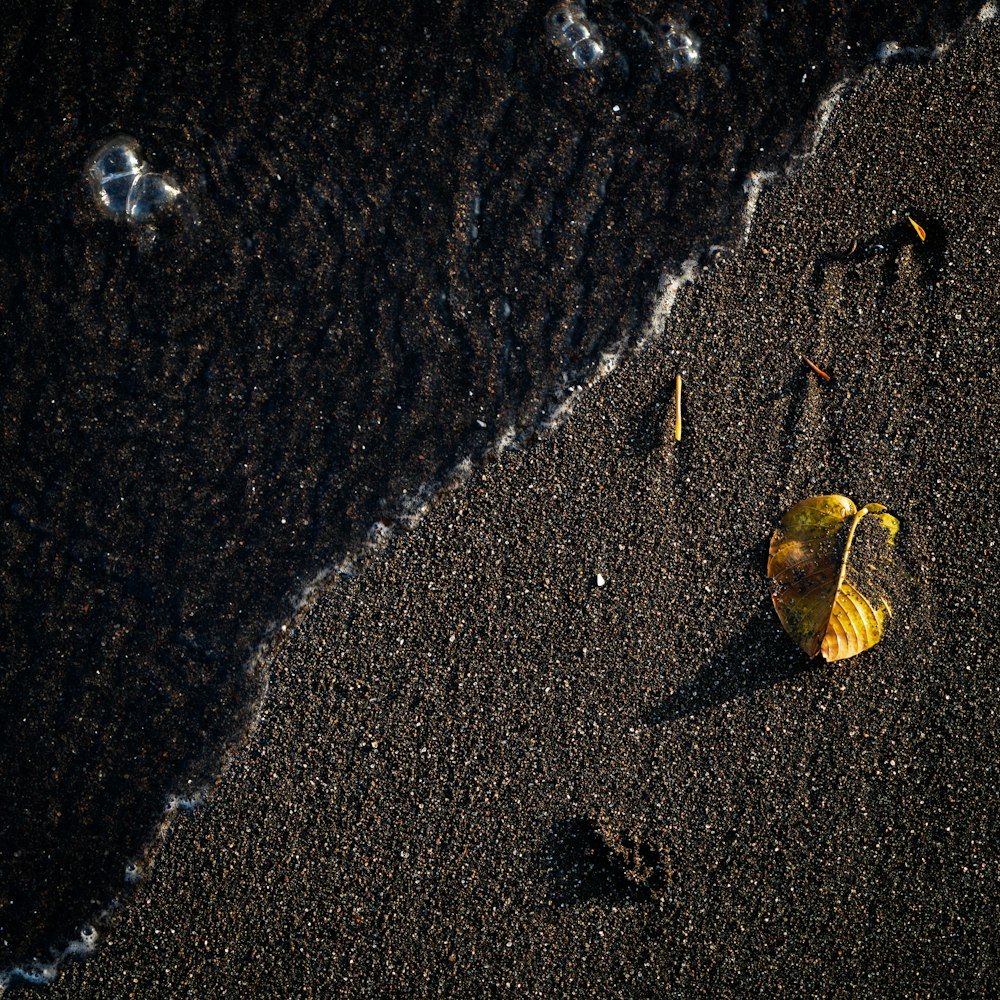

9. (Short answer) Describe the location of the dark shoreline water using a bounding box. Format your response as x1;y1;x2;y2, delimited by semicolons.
0;0;981;976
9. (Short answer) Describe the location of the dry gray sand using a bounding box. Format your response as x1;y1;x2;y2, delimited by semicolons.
50;15;998;999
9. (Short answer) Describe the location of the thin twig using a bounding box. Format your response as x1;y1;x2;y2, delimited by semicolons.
801;355;831;381
674;374;683;441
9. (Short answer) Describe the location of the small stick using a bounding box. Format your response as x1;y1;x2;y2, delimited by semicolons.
674;374;683;441
801;355;831;381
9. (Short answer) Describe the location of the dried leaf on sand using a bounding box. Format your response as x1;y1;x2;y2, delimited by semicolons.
767;494;900;662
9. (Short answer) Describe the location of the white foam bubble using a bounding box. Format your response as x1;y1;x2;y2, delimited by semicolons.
63;925;98;958
165;790;206;814
493;423;520;453
0;924;100;992
366;519;396;550
293;567;334;611
641;257;700;347
1;962;57;989
807;79;849;156
740;170;778;245
876;39;935;63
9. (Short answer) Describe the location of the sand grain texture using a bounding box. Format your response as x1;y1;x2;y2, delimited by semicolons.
50;18;999;999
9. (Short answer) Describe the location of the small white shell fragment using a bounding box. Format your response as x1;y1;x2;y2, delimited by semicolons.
596;573;606;587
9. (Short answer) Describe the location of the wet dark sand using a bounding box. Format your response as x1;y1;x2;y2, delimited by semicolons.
49;16;998;998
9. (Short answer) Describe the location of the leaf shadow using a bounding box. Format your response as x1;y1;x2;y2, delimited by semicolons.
644;605;813;725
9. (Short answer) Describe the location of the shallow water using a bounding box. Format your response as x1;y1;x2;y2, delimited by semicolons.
0;0;979;977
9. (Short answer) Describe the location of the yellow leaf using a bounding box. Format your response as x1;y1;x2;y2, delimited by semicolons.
766;494;899;662
907;214;927;242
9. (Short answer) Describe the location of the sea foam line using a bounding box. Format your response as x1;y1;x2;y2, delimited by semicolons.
0;927;99;993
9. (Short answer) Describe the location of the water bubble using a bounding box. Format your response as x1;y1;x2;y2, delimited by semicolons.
96;173;139;216
561;21;591;47
126;172;181;222
85;134;180;223
571;38;605;69
548;6;574;30
651;16;700;72
546;2;606;71
88;138;143;180
86;136;143;215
